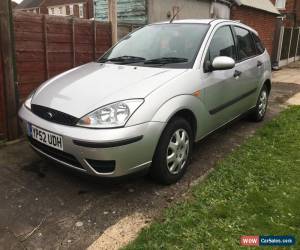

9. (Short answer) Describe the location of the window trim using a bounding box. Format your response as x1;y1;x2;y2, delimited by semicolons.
251;32;266;56
232;25;258;63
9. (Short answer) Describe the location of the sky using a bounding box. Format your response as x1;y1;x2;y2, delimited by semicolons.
13;0;23;3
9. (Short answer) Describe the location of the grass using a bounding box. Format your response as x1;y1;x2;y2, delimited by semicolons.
125;106;300;250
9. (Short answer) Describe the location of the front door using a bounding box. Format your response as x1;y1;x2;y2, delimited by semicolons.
202;25;241;129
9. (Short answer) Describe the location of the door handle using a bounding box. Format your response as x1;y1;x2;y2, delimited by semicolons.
257;61;263;67
234;70;242;78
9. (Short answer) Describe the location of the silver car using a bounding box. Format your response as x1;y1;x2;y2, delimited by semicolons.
19;19;271;184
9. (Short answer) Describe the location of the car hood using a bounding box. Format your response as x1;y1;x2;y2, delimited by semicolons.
32;62;187;118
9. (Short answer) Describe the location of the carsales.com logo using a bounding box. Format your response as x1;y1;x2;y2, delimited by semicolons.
240;236;296;247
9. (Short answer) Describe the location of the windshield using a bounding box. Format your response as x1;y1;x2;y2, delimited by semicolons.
99;23;209;68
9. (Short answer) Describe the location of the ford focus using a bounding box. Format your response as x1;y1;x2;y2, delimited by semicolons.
19;19;271;184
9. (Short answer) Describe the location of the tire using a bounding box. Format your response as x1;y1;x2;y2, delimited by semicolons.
150;117;194;185
248;85;269;122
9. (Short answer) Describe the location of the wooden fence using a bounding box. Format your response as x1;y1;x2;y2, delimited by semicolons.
0;12;112;140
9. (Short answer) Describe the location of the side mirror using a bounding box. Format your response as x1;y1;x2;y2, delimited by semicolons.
211;56;235;71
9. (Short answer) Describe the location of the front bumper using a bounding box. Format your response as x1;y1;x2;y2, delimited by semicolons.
19;105;165;177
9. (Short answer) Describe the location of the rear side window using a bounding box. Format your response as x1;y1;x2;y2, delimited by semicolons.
206;25;237;62
252;33;265;54
234;27;257;61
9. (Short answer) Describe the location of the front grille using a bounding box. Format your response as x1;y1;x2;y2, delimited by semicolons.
31;104;79;126
28;137;84;169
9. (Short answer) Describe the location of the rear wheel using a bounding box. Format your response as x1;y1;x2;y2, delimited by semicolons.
150;117;193;185
248;85;269;122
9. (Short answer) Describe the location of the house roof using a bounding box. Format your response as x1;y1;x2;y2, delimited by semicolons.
235;0;280;15
16;0;86;9
44;0;87;7
16;0;44;9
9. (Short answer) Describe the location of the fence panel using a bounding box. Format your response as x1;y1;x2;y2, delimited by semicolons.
290;28;299;58
0;12;112;140
278;27;300;66
0;50;7;140
280;28;292;60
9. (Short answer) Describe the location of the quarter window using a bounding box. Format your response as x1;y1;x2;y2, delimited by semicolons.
252;33;265;55
206;26;236;63
234;27;256;61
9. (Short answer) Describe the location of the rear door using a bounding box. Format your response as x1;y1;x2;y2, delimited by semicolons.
232;26;262;112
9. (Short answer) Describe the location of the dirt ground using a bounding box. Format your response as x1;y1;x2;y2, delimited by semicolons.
0;81;300;250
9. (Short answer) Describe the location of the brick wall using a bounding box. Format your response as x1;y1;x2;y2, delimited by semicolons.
271;0;300;27
0;12;111;139
231;5;277;56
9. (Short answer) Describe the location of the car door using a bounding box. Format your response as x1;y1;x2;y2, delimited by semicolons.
252;31;268;95
232;26;262;112
201;25;241;129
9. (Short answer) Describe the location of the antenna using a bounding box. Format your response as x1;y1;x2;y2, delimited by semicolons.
170;7;181;23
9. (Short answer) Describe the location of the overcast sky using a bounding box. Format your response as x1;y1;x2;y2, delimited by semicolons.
14;0;23;4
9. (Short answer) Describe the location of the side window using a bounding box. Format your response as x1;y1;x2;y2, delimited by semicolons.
252;33;265;55
206;26;236;63
234;27;257;61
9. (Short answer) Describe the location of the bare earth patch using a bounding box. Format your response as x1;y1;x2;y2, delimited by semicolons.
87;213;149;250
286;92;300;105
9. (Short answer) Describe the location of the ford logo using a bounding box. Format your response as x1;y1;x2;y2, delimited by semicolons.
47;112;54;119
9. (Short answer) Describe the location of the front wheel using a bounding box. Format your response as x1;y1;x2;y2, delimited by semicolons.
248;85;269;122
150;117;193;185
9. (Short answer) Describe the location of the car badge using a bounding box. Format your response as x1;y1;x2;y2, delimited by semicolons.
47;111;54;119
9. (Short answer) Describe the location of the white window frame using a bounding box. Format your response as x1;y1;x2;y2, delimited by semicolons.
69;4;74;15
79;4;84;18
275;0;286;9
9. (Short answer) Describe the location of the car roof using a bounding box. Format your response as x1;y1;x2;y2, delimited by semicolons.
153;19;259;36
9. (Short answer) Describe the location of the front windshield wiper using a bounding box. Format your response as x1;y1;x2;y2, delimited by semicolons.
144;57;188;65
99;56;146;64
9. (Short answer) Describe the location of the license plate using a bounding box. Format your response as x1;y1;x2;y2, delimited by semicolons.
29;124;63;151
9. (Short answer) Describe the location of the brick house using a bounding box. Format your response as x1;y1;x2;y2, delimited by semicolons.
15;0;94;19
272;0;300;27
231;0;280;58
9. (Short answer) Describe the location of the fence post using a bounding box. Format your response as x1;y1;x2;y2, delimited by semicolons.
71;17;76;67
93;20;97;60
287;28;293;64
43;15;49;79
295;27;300;61
108;0;117;44
0;0;19;140
277;26;284;64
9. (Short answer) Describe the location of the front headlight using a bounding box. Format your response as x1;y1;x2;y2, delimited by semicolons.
24;91;35;110
77;99;144;128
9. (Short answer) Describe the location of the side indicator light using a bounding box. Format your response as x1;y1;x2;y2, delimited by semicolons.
193;90;201;97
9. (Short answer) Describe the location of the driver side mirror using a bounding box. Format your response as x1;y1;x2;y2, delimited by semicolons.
204;56;235;72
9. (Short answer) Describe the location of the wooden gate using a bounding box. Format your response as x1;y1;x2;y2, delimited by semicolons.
278;26;300;67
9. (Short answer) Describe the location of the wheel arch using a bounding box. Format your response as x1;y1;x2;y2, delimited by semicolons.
264;79;271;94
150;95;209;141
167;109;197;138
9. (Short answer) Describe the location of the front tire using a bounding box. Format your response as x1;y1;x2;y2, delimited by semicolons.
248;85;269;122
150;117;193;185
